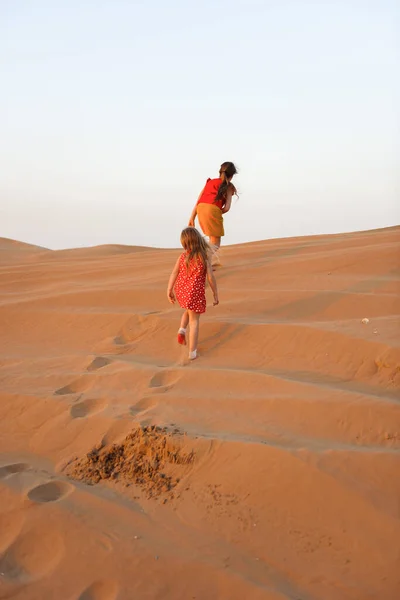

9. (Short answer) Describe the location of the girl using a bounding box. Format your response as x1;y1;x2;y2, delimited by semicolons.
167;227;219;361
188;161;238;266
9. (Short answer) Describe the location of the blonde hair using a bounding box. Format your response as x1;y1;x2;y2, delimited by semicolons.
180;227;211;271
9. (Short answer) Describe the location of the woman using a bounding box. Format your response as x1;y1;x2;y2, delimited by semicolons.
188;161;238;265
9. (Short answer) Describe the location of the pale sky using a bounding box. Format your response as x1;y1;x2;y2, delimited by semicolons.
1;0;399;250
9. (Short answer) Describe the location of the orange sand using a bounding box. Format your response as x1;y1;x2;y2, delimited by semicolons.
0;227;399;600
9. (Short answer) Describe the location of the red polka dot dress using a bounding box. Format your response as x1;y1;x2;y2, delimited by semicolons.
175;253;207;314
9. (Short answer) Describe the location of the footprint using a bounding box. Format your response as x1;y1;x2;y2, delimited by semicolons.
95;532;114;553
148;369;181;393
0;525;64;583
114;314;159;348
87;357;112;372
0;463;30;480
0;512;25;553
27;480;73;504
55;376;93;396
100;421;134;448
70;398;107;419
129;396;157;417
78;579;119;600
114;334;127;346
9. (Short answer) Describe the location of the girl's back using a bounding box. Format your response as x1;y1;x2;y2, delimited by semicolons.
167;227;219;361
175;253;207;314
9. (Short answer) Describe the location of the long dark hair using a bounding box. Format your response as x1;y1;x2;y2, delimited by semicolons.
215;161;238;202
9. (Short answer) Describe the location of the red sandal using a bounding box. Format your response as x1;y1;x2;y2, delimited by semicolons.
177;332;186;345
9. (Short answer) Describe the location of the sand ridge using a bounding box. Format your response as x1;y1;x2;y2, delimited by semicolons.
0;226;399;599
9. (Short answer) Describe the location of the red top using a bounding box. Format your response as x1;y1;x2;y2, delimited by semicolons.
197;178;225;211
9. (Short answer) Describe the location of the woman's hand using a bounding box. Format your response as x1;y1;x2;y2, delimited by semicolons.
188;218;195;227
167;289;176;304
221;188;233;214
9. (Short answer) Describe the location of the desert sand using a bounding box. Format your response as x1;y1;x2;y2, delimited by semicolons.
0;226;399;600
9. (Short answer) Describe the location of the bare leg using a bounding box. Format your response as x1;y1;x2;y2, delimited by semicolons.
179;310;189;331
209;236;221;266
177;310;189;345
188;310;200;357
209;235;221;250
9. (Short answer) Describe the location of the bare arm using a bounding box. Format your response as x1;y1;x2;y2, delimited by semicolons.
188;205;197;227
188;185;206;227
167;257;180;304
206;260;219;305
221;188;233;214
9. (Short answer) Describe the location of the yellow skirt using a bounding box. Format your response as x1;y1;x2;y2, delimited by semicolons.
197;203;224;237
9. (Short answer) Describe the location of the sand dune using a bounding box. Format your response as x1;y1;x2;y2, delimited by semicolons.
0;226;399;600
0;237;50;266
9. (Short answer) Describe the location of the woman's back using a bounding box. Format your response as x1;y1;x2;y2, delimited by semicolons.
197;178;225;210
